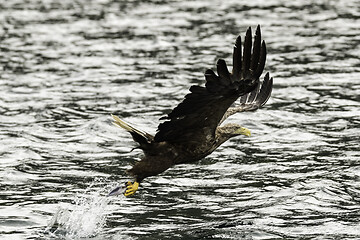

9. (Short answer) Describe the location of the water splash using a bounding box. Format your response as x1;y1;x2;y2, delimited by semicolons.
46;181;112;239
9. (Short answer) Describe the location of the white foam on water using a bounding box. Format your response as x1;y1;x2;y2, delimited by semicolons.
46;180;117;239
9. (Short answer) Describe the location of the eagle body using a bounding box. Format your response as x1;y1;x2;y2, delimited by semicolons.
110;25;273;196
125;124;245;182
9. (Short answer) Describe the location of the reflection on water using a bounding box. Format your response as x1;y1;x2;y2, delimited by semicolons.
1;0;360;239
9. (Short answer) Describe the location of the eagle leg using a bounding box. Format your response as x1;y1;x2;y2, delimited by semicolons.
124;181;139;197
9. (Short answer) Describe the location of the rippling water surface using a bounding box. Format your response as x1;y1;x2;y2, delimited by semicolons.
1;0;360;239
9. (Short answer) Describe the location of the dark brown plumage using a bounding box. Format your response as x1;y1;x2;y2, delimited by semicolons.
110;25;273;196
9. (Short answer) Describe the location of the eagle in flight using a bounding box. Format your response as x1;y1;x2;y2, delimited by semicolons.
109;25;273;197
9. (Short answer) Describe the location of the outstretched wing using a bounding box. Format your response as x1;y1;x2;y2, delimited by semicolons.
238;72;273;111
154;25;269;143
219;74;273;124
234;72;273;112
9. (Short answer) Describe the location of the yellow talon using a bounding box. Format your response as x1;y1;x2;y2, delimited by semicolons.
124;181;139;197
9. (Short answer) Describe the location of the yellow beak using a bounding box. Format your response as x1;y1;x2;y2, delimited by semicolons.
236;127;251;137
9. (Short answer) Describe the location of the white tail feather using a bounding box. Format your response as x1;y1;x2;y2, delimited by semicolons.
111;114;148;138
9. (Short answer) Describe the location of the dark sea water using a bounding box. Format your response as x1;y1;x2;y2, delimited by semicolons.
1;0;359;239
